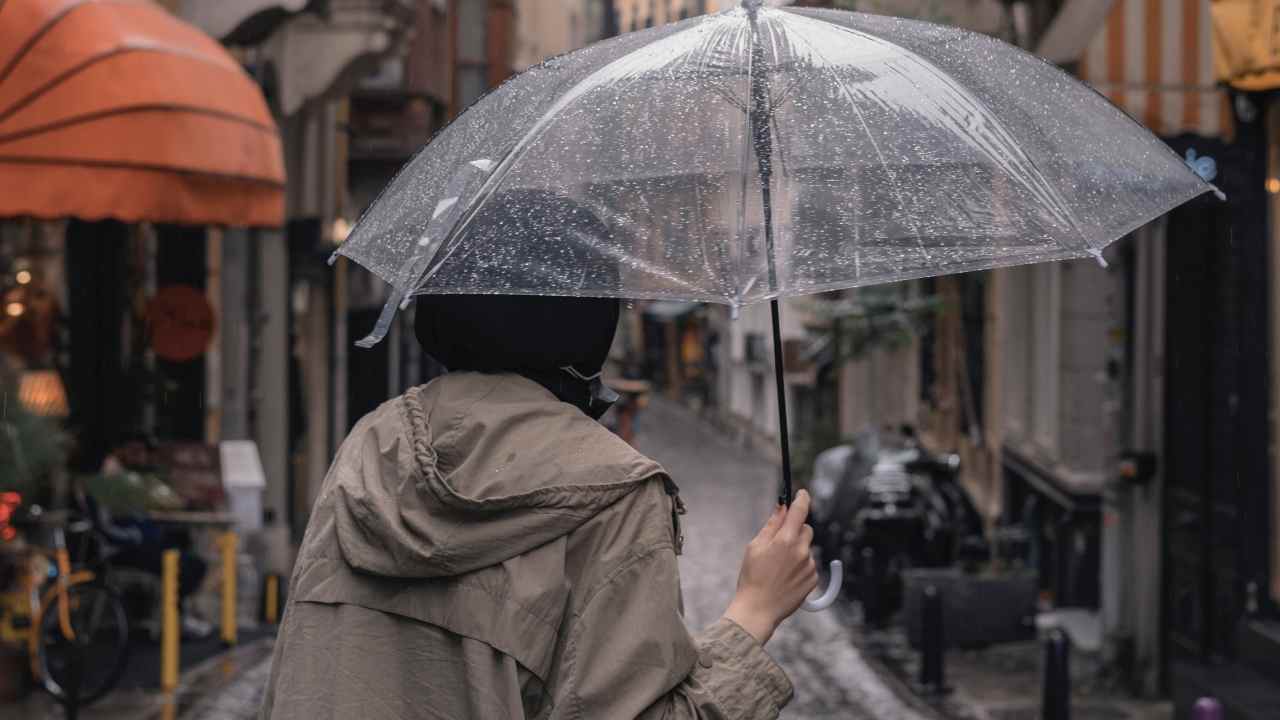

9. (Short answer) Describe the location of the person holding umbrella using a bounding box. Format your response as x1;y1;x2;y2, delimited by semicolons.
267;0;1219;715
261;193;815;719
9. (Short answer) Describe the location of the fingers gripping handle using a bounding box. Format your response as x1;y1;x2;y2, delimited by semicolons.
802;560;843;612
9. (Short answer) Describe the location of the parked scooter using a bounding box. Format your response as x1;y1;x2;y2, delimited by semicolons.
810;428;988;626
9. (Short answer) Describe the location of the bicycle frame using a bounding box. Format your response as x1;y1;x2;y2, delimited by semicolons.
25;528;95;679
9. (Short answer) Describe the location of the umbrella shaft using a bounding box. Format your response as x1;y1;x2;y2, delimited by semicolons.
748;11;792;506
770;298;793;506
760;167;792;507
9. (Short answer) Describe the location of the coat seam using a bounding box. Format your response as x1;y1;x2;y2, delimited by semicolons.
289;596;554;686
300;550;568;633
563;541;676;720
403;380;668;511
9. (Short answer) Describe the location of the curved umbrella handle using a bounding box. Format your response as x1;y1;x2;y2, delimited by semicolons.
802;560;842;612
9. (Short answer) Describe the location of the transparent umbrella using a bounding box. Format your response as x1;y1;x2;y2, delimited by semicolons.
335;0;1218;590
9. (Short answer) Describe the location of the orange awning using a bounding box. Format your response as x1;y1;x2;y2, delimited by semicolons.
0;0;286;227
1077;0;1232;140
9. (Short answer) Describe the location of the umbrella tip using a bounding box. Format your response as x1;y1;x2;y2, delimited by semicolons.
741;0;764;11
1088;248;1108;268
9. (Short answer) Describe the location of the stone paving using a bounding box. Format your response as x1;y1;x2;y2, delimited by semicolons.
633;397;935;720
4;635;274;720
632;398;1178;720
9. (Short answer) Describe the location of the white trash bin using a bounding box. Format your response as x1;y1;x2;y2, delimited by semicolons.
219;440;266;532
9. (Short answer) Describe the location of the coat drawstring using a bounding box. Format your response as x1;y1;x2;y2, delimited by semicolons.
662;477;686;556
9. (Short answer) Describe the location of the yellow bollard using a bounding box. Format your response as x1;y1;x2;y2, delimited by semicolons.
265;574;279;625
161;549;179;692
220;531;237;646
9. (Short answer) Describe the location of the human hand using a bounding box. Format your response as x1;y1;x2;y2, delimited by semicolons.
723;489;818;645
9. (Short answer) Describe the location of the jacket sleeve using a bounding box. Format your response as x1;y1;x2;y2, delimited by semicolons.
560;544;793;720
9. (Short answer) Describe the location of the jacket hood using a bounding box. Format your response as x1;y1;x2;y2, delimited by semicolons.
330;372;666;580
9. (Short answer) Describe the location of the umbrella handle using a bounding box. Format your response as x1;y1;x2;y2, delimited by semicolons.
802;560;842;612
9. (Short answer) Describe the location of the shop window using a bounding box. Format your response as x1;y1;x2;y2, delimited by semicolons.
750;369;765;421
744;331;766;366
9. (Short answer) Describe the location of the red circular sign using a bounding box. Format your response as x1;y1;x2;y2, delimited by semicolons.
147;285;215;362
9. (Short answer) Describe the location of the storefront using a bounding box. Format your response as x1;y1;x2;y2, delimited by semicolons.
1026;1;1280;712
0;0;284;542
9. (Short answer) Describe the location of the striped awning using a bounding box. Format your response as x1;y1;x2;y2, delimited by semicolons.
1077;0;1233;140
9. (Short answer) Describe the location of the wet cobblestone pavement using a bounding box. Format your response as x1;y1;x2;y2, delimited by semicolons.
633;398;934;720
4;635;275;720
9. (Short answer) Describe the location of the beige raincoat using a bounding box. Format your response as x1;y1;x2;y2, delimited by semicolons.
260;372;793;719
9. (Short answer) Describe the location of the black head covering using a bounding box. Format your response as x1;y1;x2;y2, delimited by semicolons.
414;190;621;419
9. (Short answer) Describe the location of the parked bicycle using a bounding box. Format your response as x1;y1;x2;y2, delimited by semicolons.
1;502;130;706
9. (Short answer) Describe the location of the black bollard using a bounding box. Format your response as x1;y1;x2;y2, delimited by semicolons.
63;641;82;720
918;584;947;693
1191;697;1223;720
1041;628;1071;720
860;546;878;625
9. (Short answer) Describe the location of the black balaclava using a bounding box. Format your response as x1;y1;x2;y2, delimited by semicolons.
413;190;622;420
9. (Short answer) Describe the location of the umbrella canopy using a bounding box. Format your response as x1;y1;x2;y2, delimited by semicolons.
336;0;1218;540
336;2;1214;316
0;0;286;226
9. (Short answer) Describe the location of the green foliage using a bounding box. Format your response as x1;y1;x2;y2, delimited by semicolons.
0;377;68;497
81;472;184;515
803;287;941;365
791;420;849;487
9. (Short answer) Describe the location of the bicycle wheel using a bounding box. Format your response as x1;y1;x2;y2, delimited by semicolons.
36;582;130;706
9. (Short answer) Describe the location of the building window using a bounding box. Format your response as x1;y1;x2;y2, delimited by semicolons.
744;331;766;366
455;0;488;110
751;370;765;421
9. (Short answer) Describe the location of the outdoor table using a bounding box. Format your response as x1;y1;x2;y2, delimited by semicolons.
146;511;237;527
142;511;241;629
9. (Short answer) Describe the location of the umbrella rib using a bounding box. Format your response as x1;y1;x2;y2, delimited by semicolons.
784;25;934;267
875;56;1100;258
413;19;732;295
768;74;804;113
785;11;1099;259
708;83;747;114
0;104;278;146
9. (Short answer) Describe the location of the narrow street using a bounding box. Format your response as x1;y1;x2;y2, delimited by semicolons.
8;396;941;720
143;395;935;720
176;396;935;719
633;398;934;720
